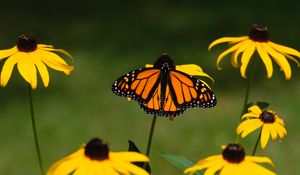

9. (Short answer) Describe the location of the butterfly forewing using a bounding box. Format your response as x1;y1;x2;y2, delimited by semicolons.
112;68;161;103
168;70;217;108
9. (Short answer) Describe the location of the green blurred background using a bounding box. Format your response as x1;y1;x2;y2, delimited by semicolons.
0;0;299;174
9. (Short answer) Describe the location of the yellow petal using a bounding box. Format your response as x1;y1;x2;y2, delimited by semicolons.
17;54;37;89
203;162;223;175
37;50;73;75
240;42;256;78
241;112;260;120
276;117;285;126
38;44;54;49
246;162;276;175
256;42;273;78
208;36;248;50
216;41;245;70
145;64;153;68
31;54;50;87
274;123;287;138
42;47;74;60
0;52;21;87
232;40;251;67
236;119;262;137
248;105;262;114
269;41;300;58
220;164;240;175
176;64;214;82
109;152;149;162
109;160;130;174
47;153;84;175
283;53;300;67
268;124;278;140
261;125;270;149
117;161;149;175
245;156;274;167
0;46;18;60
72;159;89;175
263;43;291;80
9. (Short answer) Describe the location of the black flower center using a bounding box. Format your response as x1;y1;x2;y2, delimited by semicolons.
248;25;269;42
17;34;37;52
222;144;245;163
84;138;109;160
260;110;275;123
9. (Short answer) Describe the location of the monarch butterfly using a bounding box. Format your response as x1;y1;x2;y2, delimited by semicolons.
112;54;217;117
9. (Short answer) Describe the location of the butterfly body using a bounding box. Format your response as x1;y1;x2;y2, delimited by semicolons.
112;54;217;117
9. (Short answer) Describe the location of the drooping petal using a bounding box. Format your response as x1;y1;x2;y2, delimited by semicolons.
232;40;251;67
47;156;84;175
117;161;149;175
220;164;240;175
256;42;273;78
108;160;130;174
17;54;37;89
240;42;256;78
0;52;22;87
274;123;287;138
236;119;262;137
0;46;18;60
268;124;278;140
37;50;73;75
216;41;245;70
208;36;248;50
263;43;291;80
246;162;276;175
283;53;300;66
41;47;74;60
72;159;89;175
109;152;149;162
175;64;214;82
269;41;300;59
245;156;274;166
261;125;270;149
203;161;224;175
31;53;50;87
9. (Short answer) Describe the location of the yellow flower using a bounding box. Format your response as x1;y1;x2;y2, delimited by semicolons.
209;24;300;80
47;138;149;175
0;34;74;89
237;105;287;149
185;143;276;175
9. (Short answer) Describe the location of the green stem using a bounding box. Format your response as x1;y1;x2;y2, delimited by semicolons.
145;116;157;157
28;84;44;174
235;59;257;143
252;129;262;156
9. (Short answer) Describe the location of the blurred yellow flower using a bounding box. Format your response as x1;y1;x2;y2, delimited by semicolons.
0;34;73;89
47;138;149;175
185;143;276;175
237;105;287;149
209;24;300;80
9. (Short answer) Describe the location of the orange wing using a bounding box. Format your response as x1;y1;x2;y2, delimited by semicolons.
168;70;217;108
139;84;185;117
112;68;161;103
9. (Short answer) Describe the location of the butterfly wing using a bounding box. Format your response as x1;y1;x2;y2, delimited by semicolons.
112;68;161;103
139;83;185;117
168;70;217;108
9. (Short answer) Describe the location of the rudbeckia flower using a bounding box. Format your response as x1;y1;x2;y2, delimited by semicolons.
209;24;300;80
184;143;276;175
47;138;149;175
0;34;74;89
237;105;287;149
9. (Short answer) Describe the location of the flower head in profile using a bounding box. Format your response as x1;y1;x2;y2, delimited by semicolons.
47;138;149;175
237;105;287;149
209;24;300;80
184;143;276;175
0;34;74;89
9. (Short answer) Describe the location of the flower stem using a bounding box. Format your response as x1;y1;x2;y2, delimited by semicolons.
235;59;257;143
145;116;157;157
252;129;262;156
27;84;44;174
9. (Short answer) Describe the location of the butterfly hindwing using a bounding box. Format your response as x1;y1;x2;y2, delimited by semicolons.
139;84;185;117
168;70;217;108
112;68;161;103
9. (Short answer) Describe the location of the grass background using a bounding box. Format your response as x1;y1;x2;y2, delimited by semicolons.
0;0;300;174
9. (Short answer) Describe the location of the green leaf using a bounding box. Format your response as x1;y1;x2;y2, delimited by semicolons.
128;140;151;174
158;153;203;175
